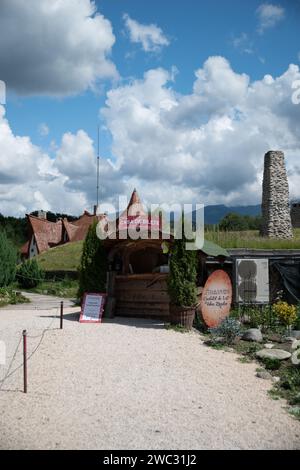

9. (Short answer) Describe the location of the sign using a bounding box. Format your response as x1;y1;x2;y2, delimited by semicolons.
79;293;107;323
118;215;160;231
201;270;232;328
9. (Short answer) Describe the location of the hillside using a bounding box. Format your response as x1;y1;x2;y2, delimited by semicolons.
36;240;83;272
204;204;261;225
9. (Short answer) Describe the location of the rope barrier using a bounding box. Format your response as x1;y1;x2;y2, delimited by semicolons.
0;334;23;391
0;307;59;391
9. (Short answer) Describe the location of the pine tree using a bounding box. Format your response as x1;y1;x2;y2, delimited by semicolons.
168;226;198;307
78;221;108;299
17;259;44;288
0;231;17;287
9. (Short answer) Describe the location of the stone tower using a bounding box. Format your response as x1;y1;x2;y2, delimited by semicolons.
261;150;293;239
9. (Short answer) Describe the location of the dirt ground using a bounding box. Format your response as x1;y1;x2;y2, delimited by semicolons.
0;295;300;450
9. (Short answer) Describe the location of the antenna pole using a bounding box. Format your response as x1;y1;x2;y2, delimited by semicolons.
96;125;100;208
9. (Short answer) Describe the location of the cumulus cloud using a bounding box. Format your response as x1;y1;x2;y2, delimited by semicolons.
102;57;300;207
0;105;121;216
123;13;170;52
256;3;285;34
0;0;117;96
1;56;300;216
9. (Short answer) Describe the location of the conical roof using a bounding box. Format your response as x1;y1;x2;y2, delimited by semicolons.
120;189;146;218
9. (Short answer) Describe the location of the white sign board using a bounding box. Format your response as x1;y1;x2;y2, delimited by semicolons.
79;293;106;323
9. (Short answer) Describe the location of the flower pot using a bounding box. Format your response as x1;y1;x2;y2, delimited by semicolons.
169;304;196;330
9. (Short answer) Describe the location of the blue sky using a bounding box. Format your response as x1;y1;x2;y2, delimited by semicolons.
6;0;300;157
0;0;300;215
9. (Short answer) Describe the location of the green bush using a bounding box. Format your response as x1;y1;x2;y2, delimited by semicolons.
209;318;241;345
280;366;300;391
0;231;17;287
167;225;198;307
261;357;281;371
77;221;108;299
0;287;30;307
17;259;44;288
243;305;278;332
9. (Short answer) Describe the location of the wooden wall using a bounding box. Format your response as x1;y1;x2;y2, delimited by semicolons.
114;273;170;320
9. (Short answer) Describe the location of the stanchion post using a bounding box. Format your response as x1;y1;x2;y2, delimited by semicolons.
22;330;27;394
60;301;64;330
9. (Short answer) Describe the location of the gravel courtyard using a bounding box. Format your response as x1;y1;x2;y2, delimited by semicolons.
0;296;300;450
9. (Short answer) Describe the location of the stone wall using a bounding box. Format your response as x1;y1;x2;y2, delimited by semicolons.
291;202;300;228
261;150;293;239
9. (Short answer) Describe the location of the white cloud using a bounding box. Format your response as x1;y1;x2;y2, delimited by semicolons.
0;0;117;96
123;13;170;52
256;3;285;34
0;105;122;216
1;57;300;216
101;58;300;207
38;123;49;137
231;33;254;55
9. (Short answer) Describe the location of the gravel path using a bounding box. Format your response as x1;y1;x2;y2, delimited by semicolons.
0;300;300;450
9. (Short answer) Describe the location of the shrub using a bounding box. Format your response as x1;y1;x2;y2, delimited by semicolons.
167;224;198;307
209;318;241;345
17;259;44;288
272;301;297;328
261;357;281;371
280;366;300;391
295;304;300;330
0;287;30;307
245;305;278;332
78;221;108;300
0;231;17;287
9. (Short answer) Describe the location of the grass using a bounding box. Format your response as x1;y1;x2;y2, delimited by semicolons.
36;240;83;272
0;287;30;308
165;323;191;333
23;279;79;299
205;228;300;249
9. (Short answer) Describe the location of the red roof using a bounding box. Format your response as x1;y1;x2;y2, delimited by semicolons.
26;211;107;256
28;216;63;254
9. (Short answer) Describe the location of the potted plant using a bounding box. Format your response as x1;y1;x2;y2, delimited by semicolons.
167;230;198;330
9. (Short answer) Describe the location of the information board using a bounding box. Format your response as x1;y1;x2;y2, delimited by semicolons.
79;293;107;323
201;270;232;328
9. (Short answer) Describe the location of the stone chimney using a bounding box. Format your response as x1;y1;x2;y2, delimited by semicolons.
261;150;293;239
37;210;47;220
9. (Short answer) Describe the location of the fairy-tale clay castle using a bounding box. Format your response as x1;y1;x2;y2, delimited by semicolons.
261;150;294;239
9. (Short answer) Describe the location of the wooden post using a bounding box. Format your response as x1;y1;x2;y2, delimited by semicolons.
105;271;116;318
60;301;63;329
23;330;27;394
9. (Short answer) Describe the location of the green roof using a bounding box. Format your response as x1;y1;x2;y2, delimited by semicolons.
193;238;229;257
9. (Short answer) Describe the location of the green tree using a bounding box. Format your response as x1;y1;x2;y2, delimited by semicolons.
17;259;44;288
78;221;108;299
168;227;198;307
0;231;17;287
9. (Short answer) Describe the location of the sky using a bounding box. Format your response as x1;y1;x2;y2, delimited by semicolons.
0;0;300;216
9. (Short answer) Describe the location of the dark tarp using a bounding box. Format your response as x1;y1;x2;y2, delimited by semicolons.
272;261;300;304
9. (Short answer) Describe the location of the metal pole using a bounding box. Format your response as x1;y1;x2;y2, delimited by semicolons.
23;330;27;394
60;301;64;330
96;124;100;207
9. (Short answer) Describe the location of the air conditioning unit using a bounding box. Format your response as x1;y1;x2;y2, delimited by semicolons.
236;258;269;304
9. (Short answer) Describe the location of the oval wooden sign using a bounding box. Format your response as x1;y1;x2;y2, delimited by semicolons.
201;270;232;328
